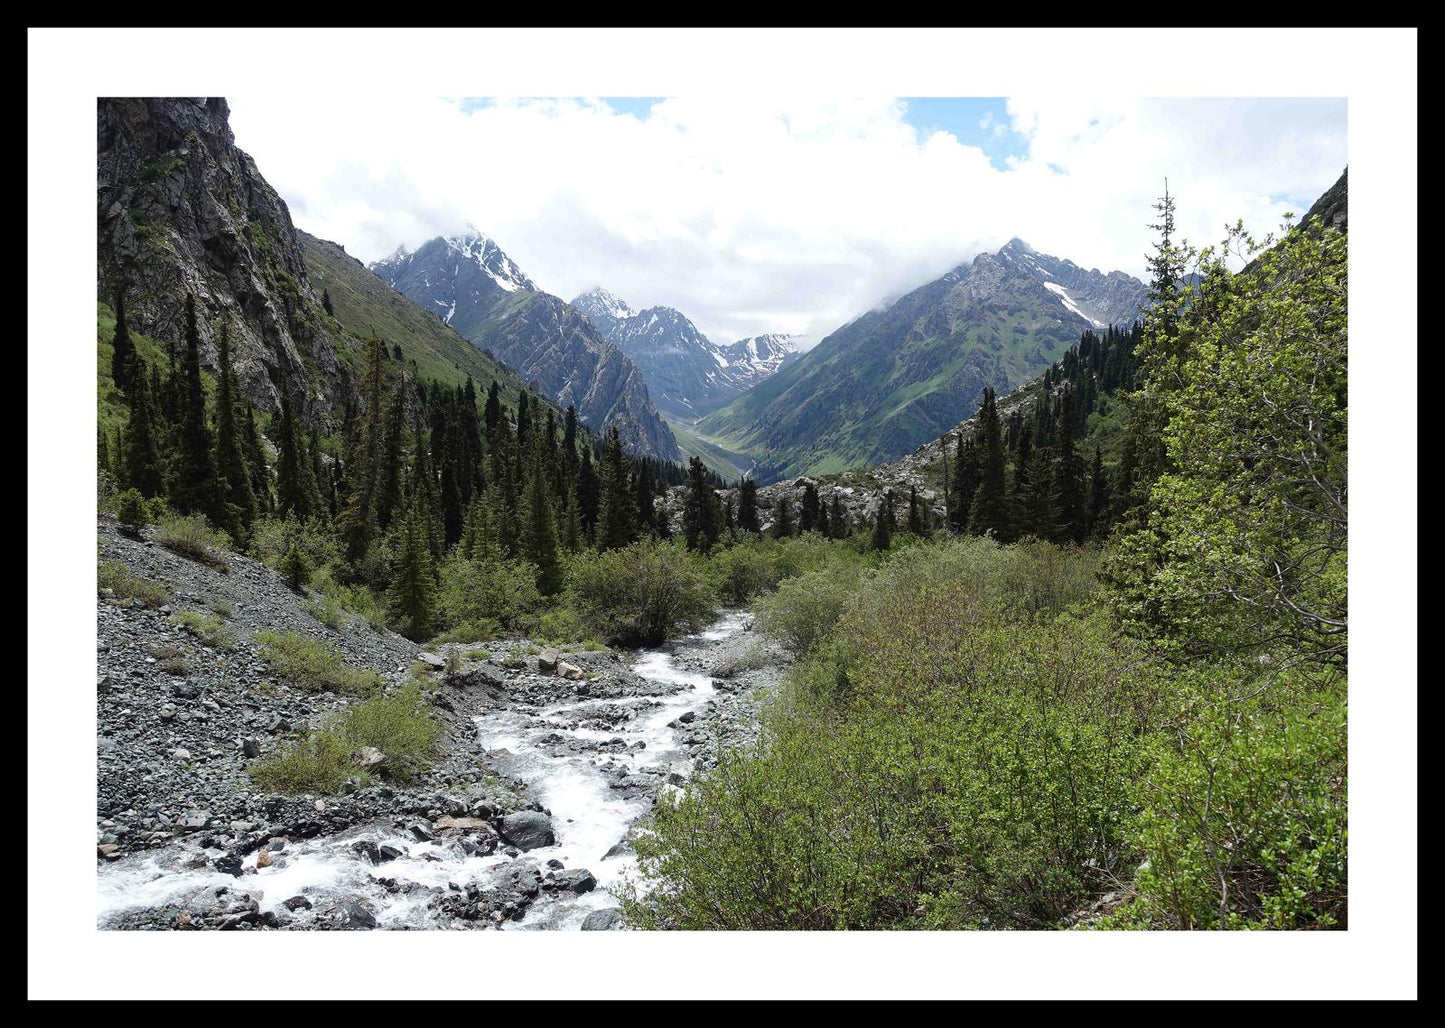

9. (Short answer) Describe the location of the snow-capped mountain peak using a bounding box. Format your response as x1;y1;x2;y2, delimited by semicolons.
571;287;798;420
997;238;1142;328
573;287;636;322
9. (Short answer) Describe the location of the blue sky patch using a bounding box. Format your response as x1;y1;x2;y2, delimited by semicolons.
900;97;1030;170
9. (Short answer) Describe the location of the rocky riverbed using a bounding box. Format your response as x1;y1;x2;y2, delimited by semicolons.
95;516;786;930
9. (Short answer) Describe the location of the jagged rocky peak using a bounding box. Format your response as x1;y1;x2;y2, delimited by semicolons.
993;237;1145;329
573;287;637;322
97;96;344;420
442;226;538;294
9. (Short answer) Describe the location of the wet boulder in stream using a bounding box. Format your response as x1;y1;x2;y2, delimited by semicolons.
497;809;555;851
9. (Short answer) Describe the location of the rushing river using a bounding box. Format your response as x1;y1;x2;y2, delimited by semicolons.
96;611;752;930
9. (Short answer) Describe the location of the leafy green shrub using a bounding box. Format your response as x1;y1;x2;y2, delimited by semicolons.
436;553;545;636
154;514;232;572
98;560;171;607
464;648;493;661
253;630;383;695
754;561;864;657
339;682;441;783
249;515;340;572
565;538;717;647
537;606;585;643
249;732;358;795
625;558;1162;931
1104;667;1348;930
114;488;150;535
168;608;236;650
310;566;387;631
301;596;345;629
209;597;234;618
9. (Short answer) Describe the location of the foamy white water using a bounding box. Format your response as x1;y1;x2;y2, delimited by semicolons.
96;611;750;930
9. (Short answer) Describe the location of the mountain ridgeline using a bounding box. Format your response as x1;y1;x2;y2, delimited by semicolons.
371;236;679;461
570;288;800;420
696;239;1148;483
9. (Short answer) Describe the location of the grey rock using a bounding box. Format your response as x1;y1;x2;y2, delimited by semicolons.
538;649;560;672
497;810;555;851
558;662;585;681
580;907;623;931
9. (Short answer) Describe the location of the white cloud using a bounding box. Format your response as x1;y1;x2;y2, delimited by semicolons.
228;96;1345;348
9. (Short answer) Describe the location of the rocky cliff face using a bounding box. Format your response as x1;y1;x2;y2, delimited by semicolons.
373;236;678;460
97;97;346;423
473;292;680;460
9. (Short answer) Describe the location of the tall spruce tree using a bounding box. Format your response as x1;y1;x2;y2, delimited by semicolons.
170;295;221;520
828;494;848;538
906;485;927;536
681;456;720;551
274;375;318;520
966;388;1007;537
799;482;821;533
520;446;563;595
562;481;584;552
242;402;272;513
321;289;334;317
871;494;893;551
949;435;980;534
737;479;761;534
1052;387;1087;543
123;359;166;498
1086;446;1110;540
110;290;138;397
389;493;437;639
771;496;794;539
594;427;635;551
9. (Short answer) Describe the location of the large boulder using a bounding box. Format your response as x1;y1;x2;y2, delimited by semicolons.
581;907;623;931
497;810;555;851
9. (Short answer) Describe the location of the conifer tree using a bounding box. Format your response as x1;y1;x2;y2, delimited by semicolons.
906;485;927;536
1086;446;1110;540
321;289;334;317
723;496;736;532
562;481;584;552
110;290;137;397
871;494;893;551
274;375;318;520
484;380;502;440
170;295;221;520
389;493;437;639
816;496;830;538
375;378;407;531
828;494;848;538
577;443;600;533
213;321;257;541
1052;387;1087;543
681;456;720;551
799;482;820;533
738;479;761;534
595;427;635;550
772;496;794;539
123;359;166;498
949;435;980;534
242;402;272;513
966;388;1007;537
460;495;489;560
520;447;563;594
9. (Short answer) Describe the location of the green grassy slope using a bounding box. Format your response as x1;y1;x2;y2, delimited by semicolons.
299;232;537;409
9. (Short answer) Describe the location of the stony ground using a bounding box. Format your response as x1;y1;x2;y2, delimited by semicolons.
95;515;787;930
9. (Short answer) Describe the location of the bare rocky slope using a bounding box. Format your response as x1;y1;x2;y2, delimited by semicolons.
95;515;780;929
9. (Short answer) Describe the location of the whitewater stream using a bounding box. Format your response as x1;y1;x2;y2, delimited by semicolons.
97;611;753;930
